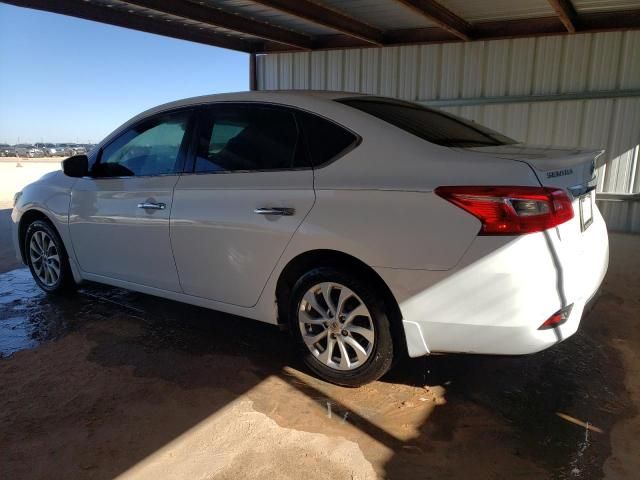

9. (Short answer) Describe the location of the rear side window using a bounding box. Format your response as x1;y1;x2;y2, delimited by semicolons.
337;97;516;148
194;104;307;172
296;111;358;167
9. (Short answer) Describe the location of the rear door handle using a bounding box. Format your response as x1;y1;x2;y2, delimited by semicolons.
138;202;166;210
254;207;295;216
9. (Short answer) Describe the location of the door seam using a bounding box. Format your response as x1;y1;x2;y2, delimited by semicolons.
250;172;318;309
168;175;186;294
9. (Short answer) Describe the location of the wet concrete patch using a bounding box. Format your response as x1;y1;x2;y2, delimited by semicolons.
0;268;141;357
0;315;38;357
0;268;68;356
0;266;286;360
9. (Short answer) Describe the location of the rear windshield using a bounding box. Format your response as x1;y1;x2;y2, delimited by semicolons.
336;97;516;148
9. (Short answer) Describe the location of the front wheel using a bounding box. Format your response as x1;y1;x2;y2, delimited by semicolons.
25;220;75;294
289;267;394;387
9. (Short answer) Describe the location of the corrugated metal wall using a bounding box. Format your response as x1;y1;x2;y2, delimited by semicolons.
256;31;640;232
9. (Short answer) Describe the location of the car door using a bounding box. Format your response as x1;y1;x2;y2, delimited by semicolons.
68;108;194;292
170;103;315;307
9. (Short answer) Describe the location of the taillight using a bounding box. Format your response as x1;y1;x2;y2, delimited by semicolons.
435;186;574;235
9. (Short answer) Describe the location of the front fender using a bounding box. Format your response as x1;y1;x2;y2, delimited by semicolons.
13;172;82;282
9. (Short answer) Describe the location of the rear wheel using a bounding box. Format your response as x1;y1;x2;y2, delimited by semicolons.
25;220;75;294
289;267;394;387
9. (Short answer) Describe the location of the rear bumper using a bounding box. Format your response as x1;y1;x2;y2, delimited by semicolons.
377;206;609;357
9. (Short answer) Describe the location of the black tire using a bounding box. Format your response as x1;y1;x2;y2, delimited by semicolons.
25;220;76;294
289;267;394;387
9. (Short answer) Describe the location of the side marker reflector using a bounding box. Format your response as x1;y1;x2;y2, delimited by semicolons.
538;304;574;330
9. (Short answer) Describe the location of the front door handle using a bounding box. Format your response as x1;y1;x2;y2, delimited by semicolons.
254;207;295;216
138;202;166;210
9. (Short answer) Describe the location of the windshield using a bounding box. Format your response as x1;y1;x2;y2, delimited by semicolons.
337;97;517;148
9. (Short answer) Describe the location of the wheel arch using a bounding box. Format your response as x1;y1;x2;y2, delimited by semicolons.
275;249;407;357
18;209;57;264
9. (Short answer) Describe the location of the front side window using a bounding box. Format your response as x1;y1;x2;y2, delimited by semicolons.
337;97;517;148
93;110;190;177
194;104;306;173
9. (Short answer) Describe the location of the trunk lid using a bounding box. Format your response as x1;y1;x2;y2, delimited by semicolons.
461;145;602;195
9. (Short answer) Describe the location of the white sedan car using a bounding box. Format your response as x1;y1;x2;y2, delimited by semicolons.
12;91;609;386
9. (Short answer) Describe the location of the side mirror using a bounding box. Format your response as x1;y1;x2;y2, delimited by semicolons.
62;154;89;178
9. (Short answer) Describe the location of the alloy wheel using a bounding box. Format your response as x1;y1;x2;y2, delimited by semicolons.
298;282;375;371
29;230;61;287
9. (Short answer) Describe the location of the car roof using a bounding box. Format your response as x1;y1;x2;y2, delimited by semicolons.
137;90;365;118
97;90;368;148
176;90;363;104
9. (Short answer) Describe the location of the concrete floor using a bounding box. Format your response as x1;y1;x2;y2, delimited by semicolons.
0;207;639;479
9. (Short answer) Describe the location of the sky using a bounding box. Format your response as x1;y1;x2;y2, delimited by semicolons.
0;4;248;144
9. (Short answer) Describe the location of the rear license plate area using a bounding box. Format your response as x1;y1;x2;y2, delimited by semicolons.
579;192;593;231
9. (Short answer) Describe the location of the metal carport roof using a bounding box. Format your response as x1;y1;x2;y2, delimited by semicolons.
3;0;640;53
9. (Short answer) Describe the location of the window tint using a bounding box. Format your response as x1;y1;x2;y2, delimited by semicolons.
194;104;305;173
296;111;358;167
94;111;189;177
336;97;516;148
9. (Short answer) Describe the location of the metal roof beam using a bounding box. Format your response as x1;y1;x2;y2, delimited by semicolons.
580;8;640;30
2;0;261;52
249;0;385;46
121;0;313;50
394;0;473;41
547;0;579;33
420;89;640;108
261;10;640;52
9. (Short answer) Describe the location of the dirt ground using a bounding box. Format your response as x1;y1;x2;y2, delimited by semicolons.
0;208;638;479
